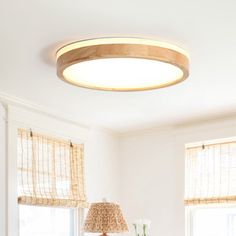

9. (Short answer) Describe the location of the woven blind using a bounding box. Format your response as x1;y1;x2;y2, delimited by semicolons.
17;129;88;208
185;141;236;205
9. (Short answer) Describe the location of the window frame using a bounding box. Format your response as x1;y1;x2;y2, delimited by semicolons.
18;205;81;236
186;204;236;236
7;105;88;236
0;103;6;236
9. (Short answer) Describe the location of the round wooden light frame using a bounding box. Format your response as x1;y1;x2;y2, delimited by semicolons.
56;38;189;91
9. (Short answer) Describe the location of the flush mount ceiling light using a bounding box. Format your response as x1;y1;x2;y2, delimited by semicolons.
56;38;189;91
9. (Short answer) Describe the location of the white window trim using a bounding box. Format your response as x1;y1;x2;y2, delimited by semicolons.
185;206;193;236
7;104;89;236
0;103;6;236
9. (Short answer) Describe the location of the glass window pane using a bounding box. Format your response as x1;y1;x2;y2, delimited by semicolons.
19;205;75;236
192;207;236;236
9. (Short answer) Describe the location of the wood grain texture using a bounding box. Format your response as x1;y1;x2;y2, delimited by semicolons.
57;43;189;91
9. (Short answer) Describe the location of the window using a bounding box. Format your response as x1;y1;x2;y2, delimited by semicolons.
19;205;75;236
17;129;88;236
189;206;236;236
185;138;236;236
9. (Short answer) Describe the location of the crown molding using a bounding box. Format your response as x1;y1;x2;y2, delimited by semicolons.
0;91;89;130
120;113;236;137
1;90;235;138
0;91;120;138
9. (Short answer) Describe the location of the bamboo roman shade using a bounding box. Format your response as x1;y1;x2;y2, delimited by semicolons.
185;140;236;205
17;129;88;208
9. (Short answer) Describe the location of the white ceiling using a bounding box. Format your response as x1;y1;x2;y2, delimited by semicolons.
1;0;236;133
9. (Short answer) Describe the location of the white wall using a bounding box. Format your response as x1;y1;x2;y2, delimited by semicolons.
84;127;121;236
85;127;121;203
0;103;6;236
120;117;236;236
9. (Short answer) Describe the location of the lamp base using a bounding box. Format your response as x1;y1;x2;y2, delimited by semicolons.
100;233;108;236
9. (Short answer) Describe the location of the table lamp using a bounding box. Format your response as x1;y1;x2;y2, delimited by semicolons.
84;201;128;236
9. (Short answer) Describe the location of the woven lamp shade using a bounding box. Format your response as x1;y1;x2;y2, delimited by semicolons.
84;202;128;234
